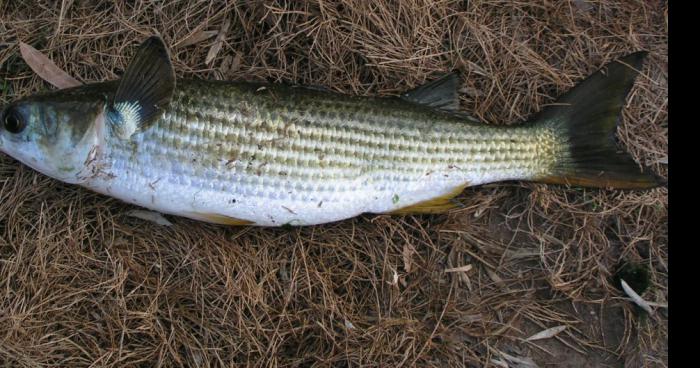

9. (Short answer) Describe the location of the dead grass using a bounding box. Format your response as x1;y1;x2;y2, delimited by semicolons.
0;0;667;367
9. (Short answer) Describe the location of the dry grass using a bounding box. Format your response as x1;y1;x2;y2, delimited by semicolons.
0;1;667;367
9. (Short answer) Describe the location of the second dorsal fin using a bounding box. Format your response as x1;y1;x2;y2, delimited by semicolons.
400;72;460;112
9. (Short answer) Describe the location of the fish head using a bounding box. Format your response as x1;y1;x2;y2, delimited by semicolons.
0;86;109;183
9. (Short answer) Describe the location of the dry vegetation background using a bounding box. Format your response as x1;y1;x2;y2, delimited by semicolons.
0;0;667;367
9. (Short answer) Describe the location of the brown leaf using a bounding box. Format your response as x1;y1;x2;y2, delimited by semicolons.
206;18;231;66
19;42;81;89
229;51;242;74
402;243;415;273
620;279;654;314
525;325;567;341
444;264;473;273
176;29;218;48
220;55;233;75
485;267;505;288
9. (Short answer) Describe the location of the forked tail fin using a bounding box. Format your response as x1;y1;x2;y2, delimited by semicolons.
536;52;663;189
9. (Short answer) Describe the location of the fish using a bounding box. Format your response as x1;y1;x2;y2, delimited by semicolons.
0;36;662;226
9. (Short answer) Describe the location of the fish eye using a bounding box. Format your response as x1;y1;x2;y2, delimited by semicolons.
3;108;25;134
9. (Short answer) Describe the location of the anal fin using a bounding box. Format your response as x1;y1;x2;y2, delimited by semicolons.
387;183;469;215
187;212;254;226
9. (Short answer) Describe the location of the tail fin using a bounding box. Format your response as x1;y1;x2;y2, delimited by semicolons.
537;52;663;189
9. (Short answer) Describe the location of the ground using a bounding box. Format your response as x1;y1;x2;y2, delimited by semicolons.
0;1;667;367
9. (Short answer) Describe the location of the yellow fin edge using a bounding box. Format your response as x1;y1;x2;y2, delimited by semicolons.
387;183;469;215
186;212;254;226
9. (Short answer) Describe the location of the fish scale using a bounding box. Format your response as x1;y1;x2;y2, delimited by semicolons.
87;79;558;225
197;83;540;176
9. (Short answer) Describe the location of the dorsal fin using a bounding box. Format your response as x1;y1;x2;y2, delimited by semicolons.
108;36;175;139
401;72;461;112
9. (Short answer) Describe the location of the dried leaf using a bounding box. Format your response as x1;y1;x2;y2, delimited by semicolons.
504;248;540;259
177;29;218;48
220;55;233;75
490;359;509;368
573;0;593;13
463;314;482;323
498;351;539;368
19;42;81;89
485;267;505;287
526;325;567;341
230;52;242;73
465;60;488;76
386;267;399;286
459;85;484;97
206;18;231;65
402;243;415;273
127;210;173;227
445;264;473;273
645;301;668;308
620;279;654;314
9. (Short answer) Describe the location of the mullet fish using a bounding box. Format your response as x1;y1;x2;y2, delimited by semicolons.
0;37;661;226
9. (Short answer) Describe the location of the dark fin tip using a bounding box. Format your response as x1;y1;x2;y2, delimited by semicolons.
536;52;662;190
401;72;461;112
540;166;664;190
112;35;175;136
